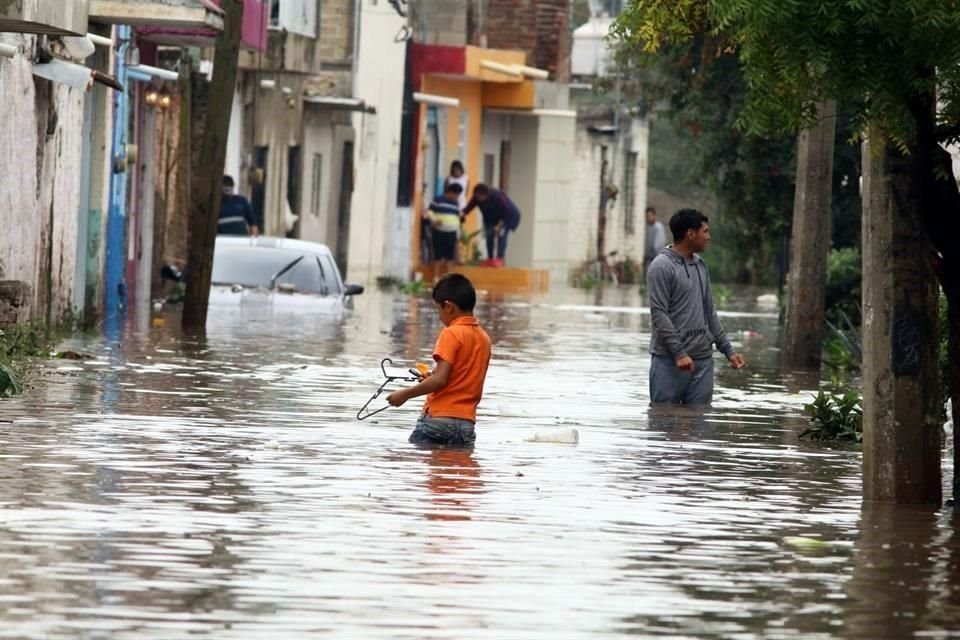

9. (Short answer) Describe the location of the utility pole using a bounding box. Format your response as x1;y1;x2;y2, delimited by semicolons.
181;0;243;331
783;100;836;369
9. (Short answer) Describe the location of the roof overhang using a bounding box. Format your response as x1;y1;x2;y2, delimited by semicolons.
303;95;376;114
89;0;224;30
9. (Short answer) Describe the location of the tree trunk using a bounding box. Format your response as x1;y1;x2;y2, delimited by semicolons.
181;0;243;331
783;100;836;370
861;126;942;505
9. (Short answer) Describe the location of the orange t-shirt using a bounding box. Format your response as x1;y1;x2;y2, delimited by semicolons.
423;316;491;422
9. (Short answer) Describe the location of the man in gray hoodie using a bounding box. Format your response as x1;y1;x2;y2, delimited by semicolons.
647;209;746;404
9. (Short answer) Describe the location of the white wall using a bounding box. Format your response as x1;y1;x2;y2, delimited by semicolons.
0;33;86;321
530;113;577;282
348;0;407;283
225;81;243;187
298;107;335;244
569;116;650;282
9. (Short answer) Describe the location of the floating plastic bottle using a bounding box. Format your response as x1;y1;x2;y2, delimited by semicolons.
524;428;580;445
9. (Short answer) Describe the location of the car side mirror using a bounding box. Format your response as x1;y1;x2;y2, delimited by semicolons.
344;284;364;296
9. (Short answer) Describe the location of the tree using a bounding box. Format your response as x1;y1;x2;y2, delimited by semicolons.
182;0;244;331
782;101;836;370
613;1;960;505
618;36;797;286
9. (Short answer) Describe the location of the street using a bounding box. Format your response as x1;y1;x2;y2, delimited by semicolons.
0;287;955;638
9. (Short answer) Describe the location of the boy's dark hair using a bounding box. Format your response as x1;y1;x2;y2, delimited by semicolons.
223;175;236;188
645;206;656;215
444;182;464;195
450;160;464;174
473;183;490;197
669;208;709;242
432;273;476;312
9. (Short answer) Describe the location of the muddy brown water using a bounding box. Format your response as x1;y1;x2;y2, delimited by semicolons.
0;286;956;638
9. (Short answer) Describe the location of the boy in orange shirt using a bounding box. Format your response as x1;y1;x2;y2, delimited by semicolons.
387;273;492;448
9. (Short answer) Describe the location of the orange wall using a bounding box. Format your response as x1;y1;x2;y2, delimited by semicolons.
412;76;486;270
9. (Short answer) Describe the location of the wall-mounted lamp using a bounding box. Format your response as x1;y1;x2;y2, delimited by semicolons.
0;43;16;59
259;78;276;90
146;90;172;110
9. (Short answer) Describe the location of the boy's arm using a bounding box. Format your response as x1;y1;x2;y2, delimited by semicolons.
386;359;452;406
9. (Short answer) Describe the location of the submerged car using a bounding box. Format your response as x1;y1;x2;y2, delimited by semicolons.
209;236;364;311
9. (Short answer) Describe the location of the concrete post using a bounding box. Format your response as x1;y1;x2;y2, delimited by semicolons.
861;130;942;504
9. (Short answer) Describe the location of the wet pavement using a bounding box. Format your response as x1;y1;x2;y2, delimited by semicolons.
0;285;957;639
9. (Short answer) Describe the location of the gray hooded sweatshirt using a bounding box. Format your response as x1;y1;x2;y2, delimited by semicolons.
647;247;734;361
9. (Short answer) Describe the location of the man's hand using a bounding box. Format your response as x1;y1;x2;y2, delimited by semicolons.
249;225;260;237
386;389;409;407
728;353;746;369
675;355;695;372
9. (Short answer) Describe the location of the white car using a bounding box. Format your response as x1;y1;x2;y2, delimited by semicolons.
209;236;364;312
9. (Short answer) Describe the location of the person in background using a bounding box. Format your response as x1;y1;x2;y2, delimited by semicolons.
647;208;746;405
643;206;666;276
445;160;469;213
426;183;464;271
461;183;521;267
218;175;260;236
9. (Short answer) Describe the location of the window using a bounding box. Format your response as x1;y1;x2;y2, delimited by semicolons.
319;256;342;295
483;153;495;185
270;0;317;38
311;153;323;217
623;151;638;234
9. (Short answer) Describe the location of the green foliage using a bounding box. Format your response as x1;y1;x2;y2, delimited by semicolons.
826;247;862;327
712;284;732;307
613;257;642;285
399;280;428;296
612;0;960;146
0;321;56;362
458;229;484;266
801;389;863;443
0;362;22;397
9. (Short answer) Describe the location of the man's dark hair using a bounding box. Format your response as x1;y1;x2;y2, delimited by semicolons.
223;175;235;188
444;182;464;195
432;273;477;312
669;208;709;242
645;206;656;215
473;183;490;197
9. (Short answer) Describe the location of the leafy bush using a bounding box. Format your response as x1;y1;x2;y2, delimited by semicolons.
826;247;861;326
0;362;22;397
613;257;643;285
801;390;863;442
458;229;484;266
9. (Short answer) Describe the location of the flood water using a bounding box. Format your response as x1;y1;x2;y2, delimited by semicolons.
0;286;957;639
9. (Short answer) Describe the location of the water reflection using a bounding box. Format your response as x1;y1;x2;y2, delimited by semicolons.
0;286;954;638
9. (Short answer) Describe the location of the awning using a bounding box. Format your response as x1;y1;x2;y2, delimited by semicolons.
89;0;224;30
303;96;376;114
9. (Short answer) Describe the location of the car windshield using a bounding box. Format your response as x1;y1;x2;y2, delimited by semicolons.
212;246;338;295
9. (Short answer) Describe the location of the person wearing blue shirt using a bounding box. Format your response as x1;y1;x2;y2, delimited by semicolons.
461;183;521;266
218;175;260;236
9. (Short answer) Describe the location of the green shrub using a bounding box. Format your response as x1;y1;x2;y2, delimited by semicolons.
826;247;861;326
801;390;863;442
0;362;22;397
